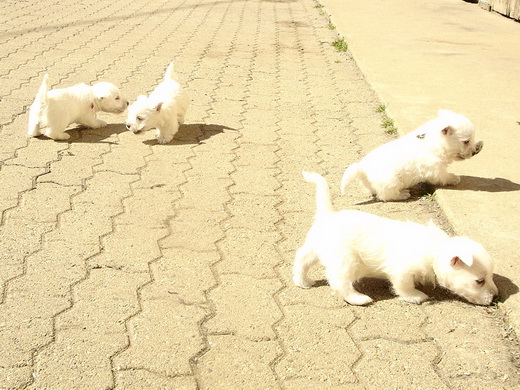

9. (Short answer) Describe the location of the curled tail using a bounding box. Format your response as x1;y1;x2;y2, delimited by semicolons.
163;61;179;81
27;74;49;137
302;171;334;215
340;163;361;196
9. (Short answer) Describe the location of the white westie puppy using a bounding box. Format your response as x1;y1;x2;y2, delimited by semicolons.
27;74;128;141
294;171;498;306
340;110;483;201
125;62;190;144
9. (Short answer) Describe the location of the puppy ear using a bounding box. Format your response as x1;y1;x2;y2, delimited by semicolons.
441;126;453;136
450;254;473;267
155;102;163;112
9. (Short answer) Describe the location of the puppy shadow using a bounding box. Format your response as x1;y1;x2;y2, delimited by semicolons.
494;273;519;302
316;275;518;305
447;175;520;193
354;183;436;206
354;175;520;206
69;123;128;143
353;278;468;305
142;123;236;146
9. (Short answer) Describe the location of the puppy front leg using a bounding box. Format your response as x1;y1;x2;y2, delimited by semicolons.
429;168;460;186
156;121;178;144
78;112;107;129
391;274;429;304
44;126;70;141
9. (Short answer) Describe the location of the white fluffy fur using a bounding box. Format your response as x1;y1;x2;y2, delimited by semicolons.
341;110;483;201
125;62;190;144
294;171;498;306
28;74;128;141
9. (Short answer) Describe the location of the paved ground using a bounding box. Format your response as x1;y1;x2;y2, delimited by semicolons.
0;0;519;389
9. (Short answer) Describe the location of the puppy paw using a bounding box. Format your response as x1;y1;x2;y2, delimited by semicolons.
345;293;373;306
399;290;429;304
397;190;411;200
46;131;70;141
157;133;174;144
95;119;107;128
380;190;410;201
445;174;460;186
293;275;315;289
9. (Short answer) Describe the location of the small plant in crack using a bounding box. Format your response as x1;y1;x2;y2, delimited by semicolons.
381;118;394;128
331;38;348;52
314;3;324;8
381;118;397;134
375;104;386;113
328;22;336;30
421;192;436;201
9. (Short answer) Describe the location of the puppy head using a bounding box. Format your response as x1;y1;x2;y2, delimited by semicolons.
420;110;483;161
125;95;164;134
434;237;498;305
92;82;129;114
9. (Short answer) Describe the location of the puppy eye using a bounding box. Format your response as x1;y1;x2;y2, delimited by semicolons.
463;140;470;145
476;279;485;285
136;116;143;121
115;96;120;100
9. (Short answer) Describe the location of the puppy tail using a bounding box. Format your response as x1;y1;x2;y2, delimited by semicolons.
164;62;179;81
302;171;334;215
36;73;49;103
340;163;361;196
27;73;49;137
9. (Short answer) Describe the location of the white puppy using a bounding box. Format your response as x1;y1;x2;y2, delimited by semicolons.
294;171;498;306
28;74;128;141
341;110;483;201
125;62;190;144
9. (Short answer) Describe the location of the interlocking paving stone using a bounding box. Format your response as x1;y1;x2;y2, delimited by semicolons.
0;0;518;388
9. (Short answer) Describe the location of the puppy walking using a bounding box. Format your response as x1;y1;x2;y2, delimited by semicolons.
294;171;498;306
340;110;483;201
125;62;190;144
28;74;128;141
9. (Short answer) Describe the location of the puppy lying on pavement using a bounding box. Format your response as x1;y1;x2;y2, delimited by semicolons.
340;109;483;201
125;62;190;144
28;74;128;141
294;171;498;306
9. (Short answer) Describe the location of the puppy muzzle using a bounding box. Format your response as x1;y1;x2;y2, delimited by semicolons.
126;124;143;134
459;140;483;160
472;141;483;156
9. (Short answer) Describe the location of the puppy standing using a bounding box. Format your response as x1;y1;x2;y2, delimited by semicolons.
340;110;483;201
294;171;498;306
125;62;190;144
28;74;128;141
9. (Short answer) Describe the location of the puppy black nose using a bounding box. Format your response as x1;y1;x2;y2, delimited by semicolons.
125;124;131;130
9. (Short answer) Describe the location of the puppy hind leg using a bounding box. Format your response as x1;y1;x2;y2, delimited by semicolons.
293;244;318;288
325;260;373;305
376;184;410;202
27;103;42;137
27;119;41;137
